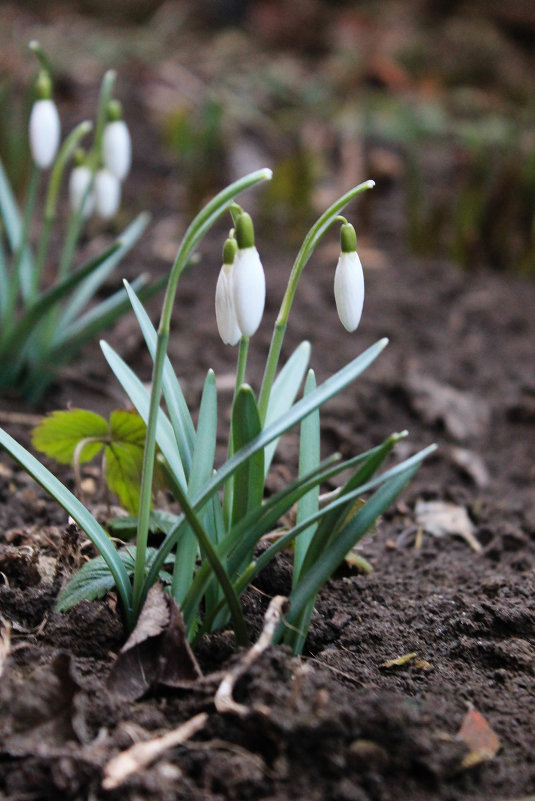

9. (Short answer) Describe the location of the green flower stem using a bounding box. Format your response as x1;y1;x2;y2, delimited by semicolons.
93;70;116;164
223;335;250;526
132;168;272;619
258;179;375;422
33;121;92;299
29;40;52;74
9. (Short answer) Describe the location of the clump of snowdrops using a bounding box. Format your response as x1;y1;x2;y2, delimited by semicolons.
0;168;435;654
0;42;156;401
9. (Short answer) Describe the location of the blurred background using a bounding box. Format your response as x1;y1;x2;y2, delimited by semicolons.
2;0;535;273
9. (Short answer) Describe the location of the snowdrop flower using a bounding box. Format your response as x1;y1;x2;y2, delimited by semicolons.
69;163;95;218
215;237;242;346
334;222;364;332
102;101;131;181
28;72;60;169
232;213;265;338
94;168;121;219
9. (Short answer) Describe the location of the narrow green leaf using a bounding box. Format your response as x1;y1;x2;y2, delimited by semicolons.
263;341;310;473
51;275;164;359
0;158;34;286
301;431;405;575
231;385;264;528
167;474;249;648
32;409;108;464
0;242;121;361
0;425;133;625
293;369;320;583
143;338;389;598
171;370;217;603
123;280;195;475
59;212;151;330
100;340;187;490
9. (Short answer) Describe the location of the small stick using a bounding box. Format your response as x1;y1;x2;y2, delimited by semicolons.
101;712;207;790
214;595;288;717
0;616;11;679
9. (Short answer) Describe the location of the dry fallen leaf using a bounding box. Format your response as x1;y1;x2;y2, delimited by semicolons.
415;500;481;552
406;372;490;442
458;706;500;769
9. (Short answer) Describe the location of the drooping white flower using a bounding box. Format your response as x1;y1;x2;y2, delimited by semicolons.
94;168;121;219
232;212;265;338
102;119;131;181
69;165;95;218
216;262;242;346
29;99;60;169
334;223;364;332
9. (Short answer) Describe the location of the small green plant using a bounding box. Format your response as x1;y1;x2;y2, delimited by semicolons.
0;42;158;402
32;408;162;514
0;168;435;654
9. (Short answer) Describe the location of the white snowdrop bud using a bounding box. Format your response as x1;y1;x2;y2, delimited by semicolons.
334;223;364;332
103;120;131;181
69;165;95;218
216;238;242;346
29;98;60;169
94;168;121;219
232;213;265;338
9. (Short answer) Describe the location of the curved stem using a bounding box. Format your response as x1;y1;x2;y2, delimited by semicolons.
33;121;92;298
258;179;375;422
132;169;272;618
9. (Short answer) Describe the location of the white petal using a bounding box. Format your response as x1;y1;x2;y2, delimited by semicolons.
102;120;132;181
215;264;242;345
94;169;121;219
29;99;60;169
69;166;95;218
232;247;265;337
334;251;364;332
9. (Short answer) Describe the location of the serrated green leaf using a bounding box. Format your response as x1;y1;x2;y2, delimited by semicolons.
56;546;173;611
32;409;108;464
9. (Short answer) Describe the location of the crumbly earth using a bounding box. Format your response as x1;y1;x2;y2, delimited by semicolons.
1;3;535;799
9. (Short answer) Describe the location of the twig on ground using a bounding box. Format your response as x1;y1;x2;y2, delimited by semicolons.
214;595;288;717
101;712;208;790
0;616;11;678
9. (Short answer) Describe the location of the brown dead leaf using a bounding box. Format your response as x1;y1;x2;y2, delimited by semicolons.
406;372;490;442
107;584;202;700
415;500;481;552
458;706;500;769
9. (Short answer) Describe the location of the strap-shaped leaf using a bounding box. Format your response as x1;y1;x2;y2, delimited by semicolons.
281;459;427;647
301;431;406;574
0;158;34;293
100;340;187;491
51;274;163;358
293;369;320;583
59;212;151;329
143;337;389;596
263;341;310;474
171;370;217;604
0;425;133;626
0;241;120;360
231;385;264;528
123;280;195;475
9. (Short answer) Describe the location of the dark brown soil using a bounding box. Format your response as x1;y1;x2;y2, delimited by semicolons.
2;3;535;800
